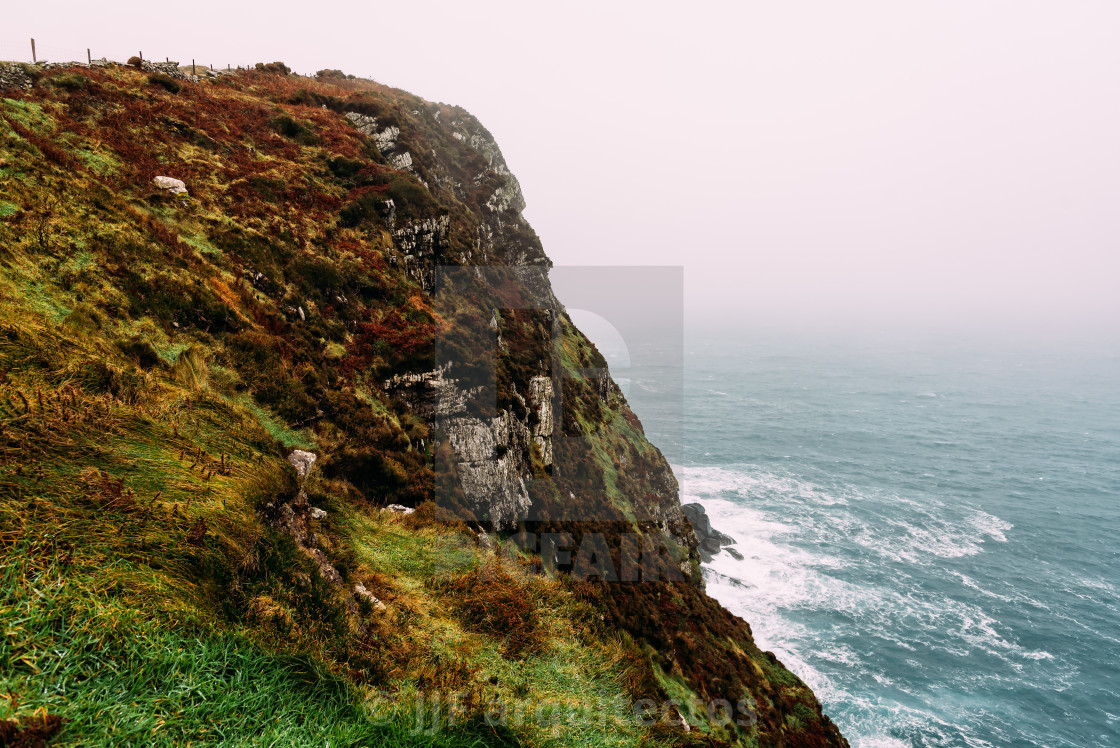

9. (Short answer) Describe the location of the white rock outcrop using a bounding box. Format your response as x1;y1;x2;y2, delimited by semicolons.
152;176;188;195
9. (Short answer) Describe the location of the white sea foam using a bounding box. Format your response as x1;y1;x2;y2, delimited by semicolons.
678;464;1037;747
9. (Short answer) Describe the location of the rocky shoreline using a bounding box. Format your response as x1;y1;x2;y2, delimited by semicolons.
682;502;743;562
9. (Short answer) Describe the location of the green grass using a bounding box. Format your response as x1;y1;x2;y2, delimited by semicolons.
342;512;678;747
0;97;51;131
233;393;318;450
182;232;222;257
346;511;476;579
74;147;121;177
0;551;513;747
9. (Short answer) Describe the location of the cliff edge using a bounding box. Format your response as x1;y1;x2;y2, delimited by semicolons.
0;60;847;747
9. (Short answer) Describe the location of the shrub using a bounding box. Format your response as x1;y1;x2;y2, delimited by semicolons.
49;73;88;91
147;73;181;94
315;69;346;81
127;56;142;68
270;114;318;145
117;338;162;369
327;155;364;180
254;61;291;76
436;562;546;659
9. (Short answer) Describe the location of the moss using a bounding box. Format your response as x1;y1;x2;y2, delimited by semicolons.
47;73;89;91
75;147;122;177
181;232;221;257
1;97;51;131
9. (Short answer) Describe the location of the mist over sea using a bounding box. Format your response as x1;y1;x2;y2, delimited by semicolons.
612;329;1120;748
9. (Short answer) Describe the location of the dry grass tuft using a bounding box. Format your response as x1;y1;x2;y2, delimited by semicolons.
435;560;546;659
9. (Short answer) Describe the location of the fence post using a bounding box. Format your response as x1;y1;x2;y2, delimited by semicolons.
192;59;196;76
139;51;143;62
31;38;36;64
87;48;91;65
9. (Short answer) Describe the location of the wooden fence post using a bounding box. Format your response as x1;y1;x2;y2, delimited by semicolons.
87;49;92;65
31;38;36;64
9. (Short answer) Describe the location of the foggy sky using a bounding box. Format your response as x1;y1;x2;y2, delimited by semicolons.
5;1;1119;338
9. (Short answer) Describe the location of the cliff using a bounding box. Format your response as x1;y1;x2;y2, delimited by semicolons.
0;60;847;747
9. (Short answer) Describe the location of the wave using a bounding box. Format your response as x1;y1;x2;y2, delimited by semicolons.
677;464;1075;747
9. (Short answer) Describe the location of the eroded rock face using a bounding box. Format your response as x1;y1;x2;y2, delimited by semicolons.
344;112;412;172
265;449;379;633
386;366;545;529
528;375;554;468
389;215;450;292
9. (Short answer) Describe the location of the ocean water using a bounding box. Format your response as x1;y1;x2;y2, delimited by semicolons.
624;331;1120;747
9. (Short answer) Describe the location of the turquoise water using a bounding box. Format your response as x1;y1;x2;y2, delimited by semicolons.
628;332;1120;747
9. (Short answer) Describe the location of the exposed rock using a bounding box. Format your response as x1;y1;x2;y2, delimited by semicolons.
344;112;412;171
140;60;188;80
681;502;736;563
384;504;415;515
386;364;482;418
152;176;188;195
354;582;387;611
310;507;327;520
391;151;413;171
389;215;450;291
441;113;546;267
528;375;554;468
0;63;36;91
387;365;539;530
287;450;317;482
308;548;342;584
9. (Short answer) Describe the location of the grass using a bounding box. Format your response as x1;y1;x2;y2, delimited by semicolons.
231;393;319;451
0;550;520;747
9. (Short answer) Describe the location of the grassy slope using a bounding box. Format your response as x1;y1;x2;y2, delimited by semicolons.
0;64;845;747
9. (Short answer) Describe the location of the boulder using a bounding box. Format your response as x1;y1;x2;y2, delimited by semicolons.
384;503;415;515
681;502;737;563
287;450;317;482
152;176;187;195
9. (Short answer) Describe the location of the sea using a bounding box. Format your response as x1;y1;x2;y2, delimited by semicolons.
605;326;1120;748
